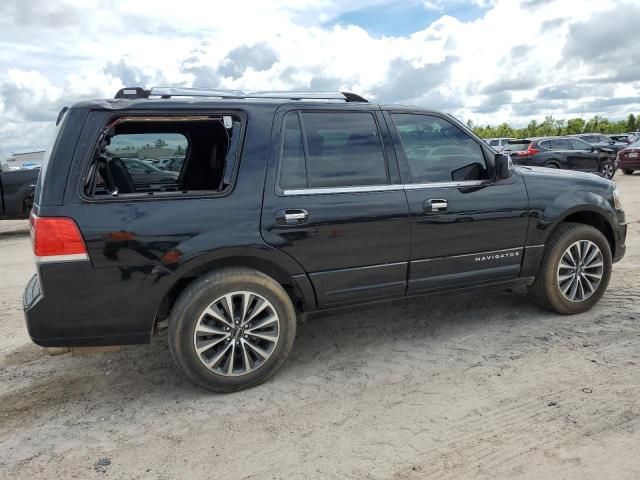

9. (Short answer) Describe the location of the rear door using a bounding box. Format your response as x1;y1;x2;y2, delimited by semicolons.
261;106;410;307
386;111;529;292
568;138;600;171
546;138;573;168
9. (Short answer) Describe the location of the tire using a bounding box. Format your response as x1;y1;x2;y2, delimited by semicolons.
544;162;559;169
599;160;616;180
623;169;634;175
528;223;612;315
169;267;297;392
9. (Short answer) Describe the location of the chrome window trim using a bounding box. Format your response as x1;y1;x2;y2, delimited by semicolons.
282;180;487;196
283;185;402;195
403;180;486;190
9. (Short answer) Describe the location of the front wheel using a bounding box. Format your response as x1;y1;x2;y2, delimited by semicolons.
528;223;612;314
169;267;297;392
599;160;616;179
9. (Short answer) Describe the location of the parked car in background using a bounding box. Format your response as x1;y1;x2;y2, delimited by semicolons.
121;158;179;184
571;133;626;154
503;136;617;179
0;156;40;219
484;137;514;151
610;135;632;145
627;132;640;143
616;141;640;175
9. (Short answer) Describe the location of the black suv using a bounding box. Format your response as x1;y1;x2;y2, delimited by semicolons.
23;88;627;392
503;137;617;179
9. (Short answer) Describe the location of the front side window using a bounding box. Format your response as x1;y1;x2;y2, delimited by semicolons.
279;111;388;189
391;114;488;183
569;139;591;151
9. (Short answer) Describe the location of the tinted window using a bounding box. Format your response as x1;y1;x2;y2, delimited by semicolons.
489;140;499;147
569;139;592;150
538;140;551;150
279;111;388;189
550;139;571;150
392;114;488;183
503;142;530;152
279;113;307;189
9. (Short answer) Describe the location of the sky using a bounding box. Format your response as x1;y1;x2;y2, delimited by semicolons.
0;0;638;154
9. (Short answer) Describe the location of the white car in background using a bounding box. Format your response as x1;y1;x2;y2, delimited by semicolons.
485;137;514;151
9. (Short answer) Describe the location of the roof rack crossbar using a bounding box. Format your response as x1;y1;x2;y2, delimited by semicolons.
133;87;368;102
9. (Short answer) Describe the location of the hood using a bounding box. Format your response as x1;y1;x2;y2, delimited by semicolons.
516;165;613;191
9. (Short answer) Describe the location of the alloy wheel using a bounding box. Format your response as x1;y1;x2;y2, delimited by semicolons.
193;291;280;376
556;240;604;302
600;163;615;179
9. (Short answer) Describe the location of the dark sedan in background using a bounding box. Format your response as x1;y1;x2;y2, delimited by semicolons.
616;141;640;175
503;136;617;179
571;133;627;154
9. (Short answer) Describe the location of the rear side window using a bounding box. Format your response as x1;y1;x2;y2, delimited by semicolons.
84;114;243;198
550;139;571;150
489;140;499;147
279;111;388;189
391;114;488;183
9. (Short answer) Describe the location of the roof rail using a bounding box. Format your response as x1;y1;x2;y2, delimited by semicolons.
113;87;368;102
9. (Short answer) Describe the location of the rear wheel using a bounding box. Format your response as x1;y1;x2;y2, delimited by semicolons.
169;267;297;392
544;162;559;169
623;169;634;175
528;223;612;314
599;160;616;179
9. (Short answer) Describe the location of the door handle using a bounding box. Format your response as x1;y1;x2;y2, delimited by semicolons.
276;209;309;225
424;199;448;213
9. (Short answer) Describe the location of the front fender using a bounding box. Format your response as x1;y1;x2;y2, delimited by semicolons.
532;189;616;245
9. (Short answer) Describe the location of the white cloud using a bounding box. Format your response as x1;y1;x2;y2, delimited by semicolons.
0;0;638;152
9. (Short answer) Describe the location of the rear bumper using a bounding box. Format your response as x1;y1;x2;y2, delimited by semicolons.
23;264;155;347
616;157;640;169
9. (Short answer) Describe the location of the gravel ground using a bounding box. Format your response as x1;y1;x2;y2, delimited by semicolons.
0;173;638;480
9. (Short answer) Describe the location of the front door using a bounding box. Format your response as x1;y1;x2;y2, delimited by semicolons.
386;111;530;293
568;138;600;172
262;107;410;307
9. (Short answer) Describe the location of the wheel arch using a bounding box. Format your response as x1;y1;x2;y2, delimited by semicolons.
543;159;560;168
543;206;616;255
153;248;316;329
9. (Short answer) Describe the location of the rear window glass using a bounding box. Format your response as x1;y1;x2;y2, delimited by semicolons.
503;142;530;152
279;111;388;189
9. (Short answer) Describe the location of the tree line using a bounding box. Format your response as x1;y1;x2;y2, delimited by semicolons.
467;114;638;139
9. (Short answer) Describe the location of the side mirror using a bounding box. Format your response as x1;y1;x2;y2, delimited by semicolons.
495;153;513;179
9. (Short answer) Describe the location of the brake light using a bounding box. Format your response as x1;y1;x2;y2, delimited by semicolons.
30;214;88;262
527;144;539;156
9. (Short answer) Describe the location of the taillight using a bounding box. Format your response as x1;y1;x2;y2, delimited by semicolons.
527;144;539;156
30;214;88;263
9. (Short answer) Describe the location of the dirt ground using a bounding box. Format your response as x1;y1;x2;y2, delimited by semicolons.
0;173;638;480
